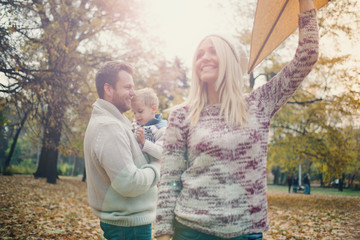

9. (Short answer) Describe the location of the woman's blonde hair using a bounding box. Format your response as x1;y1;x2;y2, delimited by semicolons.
182;35;248;126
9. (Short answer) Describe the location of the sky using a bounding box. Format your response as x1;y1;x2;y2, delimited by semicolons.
143;0;247;67
143;0;360;92
144;0;359;66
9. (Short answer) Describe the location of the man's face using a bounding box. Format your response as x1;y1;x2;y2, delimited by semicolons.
109;70;135;113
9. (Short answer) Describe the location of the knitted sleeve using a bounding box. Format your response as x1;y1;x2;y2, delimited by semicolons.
142;127;166;160
154;107;189;237
250;9;319;118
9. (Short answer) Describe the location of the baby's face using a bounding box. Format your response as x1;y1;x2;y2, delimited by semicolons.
131;101;155;126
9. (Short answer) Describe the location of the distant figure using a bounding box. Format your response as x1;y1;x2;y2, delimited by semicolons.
287;174;293;193
304;173;311;194
293;176;299;193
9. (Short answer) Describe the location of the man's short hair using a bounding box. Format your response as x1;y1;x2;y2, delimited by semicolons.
132;88;159;107
95;61;133;99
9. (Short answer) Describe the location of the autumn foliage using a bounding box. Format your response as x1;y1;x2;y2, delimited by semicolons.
1;175;359;239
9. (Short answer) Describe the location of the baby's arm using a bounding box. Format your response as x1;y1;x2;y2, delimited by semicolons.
142;127;165;160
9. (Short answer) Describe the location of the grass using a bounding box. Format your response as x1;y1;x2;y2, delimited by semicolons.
267;184;360;196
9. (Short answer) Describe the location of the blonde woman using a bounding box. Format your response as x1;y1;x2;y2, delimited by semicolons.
155;1;319;239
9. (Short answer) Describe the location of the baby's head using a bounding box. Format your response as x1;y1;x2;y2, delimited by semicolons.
131;88;159;126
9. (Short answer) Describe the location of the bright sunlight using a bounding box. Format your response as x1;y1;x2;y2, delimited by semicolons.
144;0;240;66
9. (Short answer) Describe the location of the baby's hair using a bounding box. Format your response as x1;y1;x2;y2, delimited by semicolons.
132;88;159;107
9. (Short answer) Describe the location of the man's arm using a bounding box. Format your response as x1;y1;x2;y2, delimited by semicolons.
97;122;160;197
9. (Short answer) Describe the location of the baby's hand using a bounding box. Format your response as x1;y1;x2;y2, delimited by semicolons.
136;127;145;147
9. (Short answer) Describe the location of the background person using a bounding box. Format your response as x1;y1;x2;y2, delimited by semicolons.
83;61;160;240
155;0;319;239
287;174;293;193
293;175;299;193
304;173;311;194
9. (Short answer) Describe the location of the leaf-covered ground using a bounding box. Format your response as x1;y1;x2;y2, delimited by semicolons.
266;192;360;239
1;175;359;239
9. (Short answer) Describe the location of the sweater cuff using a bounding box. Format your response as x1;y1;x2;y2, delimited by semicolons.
299;8;316;29
142;140;152;153
142;161;161;187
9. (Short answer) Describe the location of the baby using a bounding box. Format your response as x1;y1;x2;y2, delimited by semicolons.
131;88;167;162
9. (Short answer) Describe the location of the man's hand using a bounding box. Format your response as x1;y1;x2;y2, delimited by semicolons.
156;235;171;240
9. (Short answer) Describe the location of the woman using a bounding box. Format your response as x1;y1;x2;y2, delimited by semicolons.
155;1;319;239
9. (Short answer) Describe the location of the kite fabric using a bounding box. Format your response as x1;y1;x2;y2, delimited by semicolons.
248;0;329;73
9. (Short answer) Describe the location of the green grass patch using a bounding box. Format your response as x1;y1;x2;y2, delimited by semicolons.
4;161;36;175
267;184;360;196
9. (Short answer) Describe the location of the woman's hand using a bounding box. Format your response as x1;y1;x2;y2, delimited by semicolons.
299;0;315;13
156;235;171;240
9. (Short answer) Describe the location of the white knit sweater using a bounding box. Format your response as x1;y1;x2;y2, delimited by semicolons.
84;99;160;227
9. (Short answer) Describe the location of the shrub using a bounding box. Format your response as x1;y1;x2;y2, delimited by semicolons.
5;159;37;174
57;163;74;176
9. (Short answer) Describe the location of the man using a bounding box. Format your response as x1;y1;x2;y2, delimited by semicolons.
83;61;160;240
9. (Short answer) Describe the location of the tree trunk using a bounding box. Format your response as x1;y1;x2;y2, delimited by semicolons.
46;137;60;184
0;137;6;173
272;166;281;185
3;112;28;174
71;156;76;176
320;173;324;188
82;167;86;182
349;174;355;188
280;172;286;185
34;106;64;184
73;157;84;176
249;72;255;89
34;123;62;183
338;173;345;192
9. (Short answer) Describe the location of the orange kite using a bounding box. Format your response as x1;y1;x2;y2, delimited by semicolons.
248;0;329;73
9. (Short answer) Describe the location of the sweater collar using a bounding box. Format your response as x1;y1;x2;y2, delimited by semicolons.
92;98;132;128
145;113;162;126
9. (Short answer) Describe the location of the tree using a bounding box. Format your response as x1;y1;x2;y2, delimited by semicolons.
268;79;357;188
3;109;28;173
0;0;149;183
0;98;8;172
144;57;189;112
255;0;360;189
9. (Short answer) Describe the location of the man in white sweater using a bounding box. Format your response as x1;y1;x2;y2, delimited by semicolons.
83;61;160;240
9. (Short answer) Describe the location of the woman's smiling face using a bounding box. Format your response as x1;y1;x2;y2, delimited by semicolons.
195;38;219;85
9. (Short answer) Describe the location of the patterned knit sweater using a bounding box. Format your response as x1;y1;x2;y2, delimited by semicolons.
155;9;319;239
142;114;167;161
